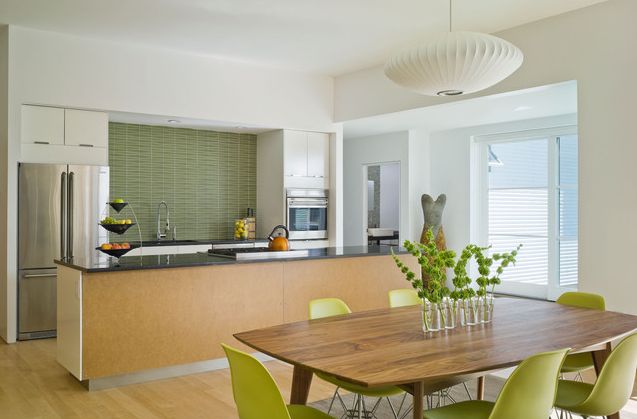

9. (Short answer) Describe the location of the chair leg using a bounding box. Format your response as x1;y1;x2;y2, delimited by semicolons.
395;392;408;417
386;397;399;419
462;382;472;400
327;387;340;415
369;397;383;416
336;390;349;417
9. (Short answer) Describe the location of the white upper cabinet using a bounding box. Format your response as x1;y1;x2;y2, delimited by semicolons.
307;132;329;178
21;105;108;148
21;105;108;165
284;130;309;177
283;130;329;179
64;109;108;148
21;105;65;145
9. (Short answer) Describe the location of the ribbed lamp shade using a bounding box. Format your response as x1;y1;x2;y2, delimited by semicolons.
384;31;524;96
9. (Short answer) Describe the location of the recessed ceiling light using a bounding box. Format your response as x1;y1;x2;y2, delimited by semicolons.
513;106;532;112
167;119;181;124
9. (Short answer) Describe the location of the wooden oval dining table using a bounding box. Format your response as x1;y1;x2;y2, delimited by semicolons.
234;297;637;419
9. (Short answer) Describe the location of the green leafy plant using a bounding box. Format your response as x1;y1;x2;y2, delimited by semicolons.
392;228;522;312
464;244;522;298
391;229;455;304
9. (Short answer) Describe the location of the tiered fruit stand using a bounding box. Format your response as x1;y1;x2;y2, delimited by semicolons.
96;201;143;259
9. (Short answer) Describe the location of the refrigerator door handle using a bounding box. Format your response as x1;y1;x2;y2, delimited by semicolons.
67;172;74;259
60;172;67;260
23;273;57;278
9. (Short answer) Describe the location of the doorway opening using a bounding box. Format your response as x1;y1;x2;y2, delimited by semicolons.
364;162;400;246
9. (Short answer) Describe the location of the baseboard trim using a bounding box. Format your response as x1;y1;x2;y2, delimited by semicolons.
82;352;274;391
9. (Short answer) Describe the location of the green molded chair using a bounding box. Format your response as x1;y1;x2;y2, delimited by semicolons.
555;333;637;419
556;292;606;375
388;289;422;308
221;344;334;419
423;348;569;419
309;298;406;418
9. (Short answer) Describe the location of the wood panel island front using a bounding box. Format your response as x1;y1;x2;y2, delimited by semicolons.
54;246;416;389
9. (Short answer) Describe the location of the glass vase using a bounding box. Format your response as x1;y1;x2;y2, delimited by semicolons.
443;298;456;330
455;299;466;327
476;297;486;324
465;297;479;326
422;301;441;333
482;294;494;323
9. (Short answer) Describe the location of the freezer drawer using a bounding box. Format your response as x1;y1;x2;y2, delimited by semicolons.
18;269;57;340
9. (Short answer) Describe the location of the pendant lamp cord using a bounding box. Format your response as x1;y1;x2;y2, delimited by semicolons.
449;0;452;32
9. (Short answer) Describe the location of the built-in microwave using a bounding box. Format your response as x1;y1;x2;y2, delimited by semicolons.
286;189;328;240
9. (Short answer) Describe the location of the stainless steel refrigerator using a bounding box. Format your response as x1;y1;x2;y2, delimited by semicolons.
18;163;109;340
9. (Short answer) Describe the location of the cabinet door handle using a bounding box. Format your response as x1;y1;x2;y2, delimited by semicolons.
78;143;94;148
34;141;50;145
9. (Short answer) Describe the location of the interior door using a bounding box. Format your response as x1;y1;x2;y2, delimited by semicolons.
18;163;67;269
68;165;109;260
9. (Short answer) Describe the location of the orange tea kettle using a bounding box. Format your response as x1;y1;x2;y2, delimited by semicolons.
268;225;290;251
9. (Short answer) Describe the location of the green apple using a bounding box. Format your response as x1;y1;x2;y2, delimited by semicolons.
113;198;125;204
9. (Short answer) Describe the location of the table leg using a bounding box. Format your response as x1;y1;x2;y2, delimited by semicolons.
592;342;620;419
290;365;313;405
477;376;485;401
412;381;424;419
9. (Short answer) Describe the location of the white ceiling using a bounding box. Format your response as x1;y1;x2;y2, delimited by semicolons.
0;0;607;76
343;81;577;139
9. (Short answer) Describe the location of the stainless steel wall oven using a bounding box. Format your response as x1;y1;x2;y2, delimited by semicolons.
286;189;328;240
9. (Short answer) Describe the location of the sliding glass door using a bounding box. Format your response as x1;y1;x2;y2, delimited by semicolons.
476;127;578;300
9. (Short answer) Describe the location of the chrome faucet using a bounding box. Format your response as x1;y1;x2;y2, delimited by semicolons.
156;201;170;240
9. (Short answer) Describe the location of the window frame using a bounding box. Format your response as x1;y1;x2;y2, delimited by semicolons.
473;125;578;300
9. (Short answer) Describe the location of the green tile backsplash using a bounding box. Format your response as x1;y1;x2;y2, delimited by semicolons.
108;122;257;242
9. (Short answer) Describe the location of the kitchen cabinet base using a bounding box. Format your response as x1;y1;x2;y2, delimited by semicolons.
57;254;417;385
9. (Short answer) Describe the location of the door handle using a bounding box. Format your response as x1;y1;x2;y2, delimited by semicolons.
23;273;57;278
34;141;50;145
61;172;67;259
68;172;74;258
78;144;94;148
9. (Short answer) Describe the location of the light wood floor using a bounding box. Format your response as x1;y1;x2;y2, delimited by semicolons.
1;338;636;419
0;338;337;419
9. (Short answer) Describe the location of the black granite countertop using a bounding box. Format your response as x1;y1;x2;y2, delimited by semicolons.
126;239;269;247
54;246;406;273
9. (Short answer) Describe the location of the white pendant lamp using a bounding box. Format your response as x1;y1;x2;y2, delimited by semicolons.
384;1;523;96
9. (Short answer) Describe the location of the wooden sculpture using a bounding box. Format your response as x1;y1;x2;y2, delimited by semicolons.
420;194;447;284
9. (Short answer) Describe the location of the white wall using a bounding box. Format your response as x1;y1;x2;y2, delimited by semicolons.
379;163;400;230
343;130;430;246
329;127;344;247
344;132;408;245
336;0;637;315
0;26;337;343
0;26;9;341
407;129;431;243
11;26;334;132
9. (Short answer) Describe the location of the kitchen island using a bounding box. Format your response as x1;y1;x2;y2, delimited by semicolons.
54;246;417;389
